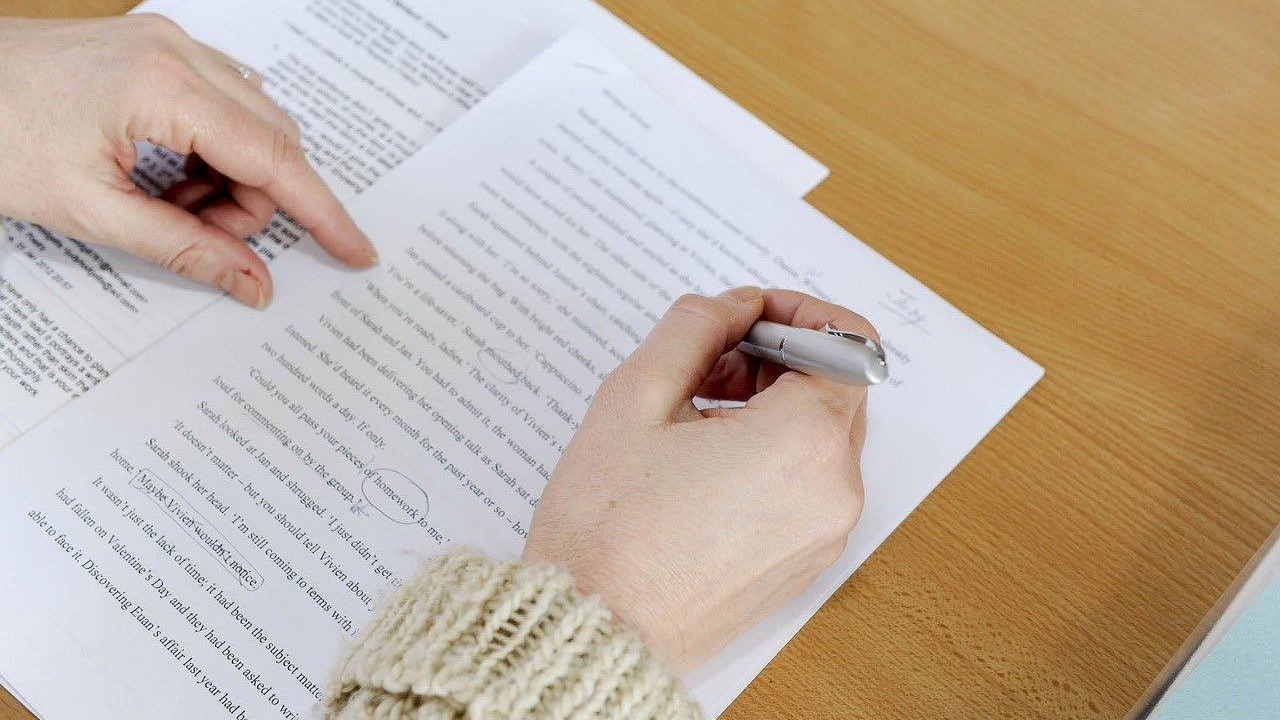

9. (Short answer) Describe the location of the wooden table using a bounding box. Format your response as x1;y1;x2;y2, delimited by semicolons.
3;1;1278;718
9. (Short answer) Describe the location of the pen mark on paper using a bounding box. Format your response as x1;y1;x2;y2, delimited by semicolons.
360;467;430;526
572;62;609;75
128;468;264;591
474;346;525;385
878;289;930;336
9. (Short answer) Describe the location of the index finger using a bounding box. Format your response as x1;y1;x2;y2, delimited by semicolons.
176;88;377;267
747;290;875;422
701;289;880;404
759;289;881;344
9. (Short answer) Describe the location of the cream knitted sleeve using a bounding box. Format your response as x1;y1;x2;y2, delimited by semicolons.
323;550;702;720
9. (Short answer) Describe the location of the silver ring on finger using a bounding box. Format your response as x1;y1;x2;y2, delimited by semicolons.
229;63;254;82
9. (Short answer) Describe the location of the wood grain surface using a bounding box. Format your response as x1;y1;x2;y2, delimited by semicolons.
2;1;1279;718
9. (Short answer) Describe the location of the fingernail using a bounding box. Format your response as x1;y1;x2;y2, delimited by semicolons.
360;232;379;266
721;285;763;304
222;269;268;309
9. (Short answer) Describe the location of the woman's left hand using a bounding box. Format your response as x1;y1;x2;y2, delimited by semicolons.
0;15;377;308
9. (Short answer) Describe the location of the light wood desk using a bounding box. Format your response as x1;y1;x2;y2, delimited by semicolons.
2;1;1278;718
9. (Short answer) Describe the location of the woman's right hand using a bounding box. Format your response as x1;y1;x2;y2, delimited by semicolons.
524;287;874;671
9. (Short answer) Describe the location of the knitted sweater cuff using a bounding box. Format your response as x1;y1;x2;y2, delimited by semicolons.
323;550;701;720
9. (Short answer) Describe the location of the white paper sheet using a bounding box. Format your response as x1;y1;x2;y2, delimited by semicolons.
0;33;1040;720
0;0;825;450
133;0;826;195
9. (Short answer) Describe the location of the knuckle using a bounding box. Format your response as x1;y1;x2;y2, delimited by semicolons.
135;12;187;40
634;367;677;411
259;126;307;188
594;362;641;410
819;535;851;568
821;480;863;541
130;44;197;99
161;240;206;279
668;293;729;329
839;477;865;534
267;127;305;184
593;360;670;422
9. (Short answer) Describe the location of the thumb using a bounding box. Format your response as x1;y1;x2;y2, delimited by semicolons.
95;191;272;308
612;287;763;421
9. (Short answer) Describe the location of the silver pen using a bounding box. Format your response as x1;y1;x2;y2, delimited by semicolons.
737;320;888;386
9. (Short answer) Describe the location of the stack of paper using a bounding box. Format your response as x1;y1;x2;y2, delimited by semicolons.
0;2;1042;719
0;0;826;448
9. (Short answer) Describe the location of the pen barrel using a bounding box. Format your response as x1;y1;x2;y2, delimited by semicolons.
739;321;788;365
739;321;887;386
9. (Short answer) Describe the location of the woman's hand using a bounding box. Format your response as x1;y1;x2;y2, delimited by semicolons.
0;15;376;308
525;288;874;671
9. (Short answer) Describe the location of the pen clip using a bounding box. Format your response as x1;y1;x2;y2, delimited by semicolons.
823;323;888;368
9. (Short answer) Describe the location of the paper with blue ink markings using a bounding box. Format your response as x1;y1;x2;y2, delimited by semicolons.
0;32;1040;720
